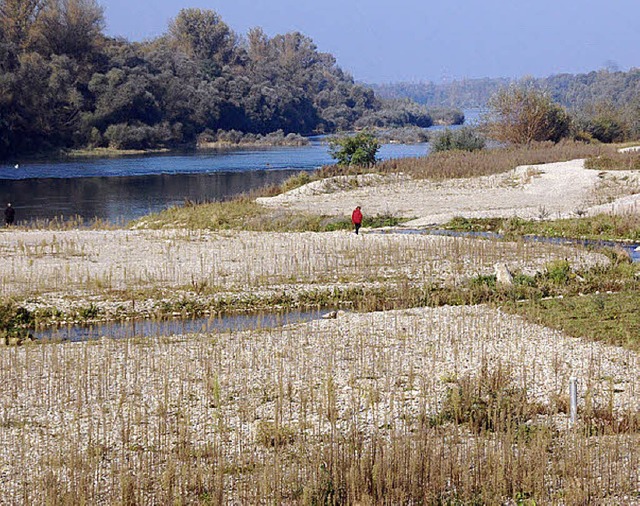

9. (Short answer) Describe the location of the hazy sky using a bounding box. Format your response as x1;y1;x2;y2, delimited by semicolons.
99;0;639;84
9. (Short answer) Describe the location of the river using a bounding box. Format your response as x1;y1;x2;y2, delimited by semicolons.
0;112;484;224
0;139;435;224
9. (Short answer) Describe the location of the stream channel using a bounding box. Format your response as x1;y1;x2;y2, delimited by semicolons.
36;308;329;342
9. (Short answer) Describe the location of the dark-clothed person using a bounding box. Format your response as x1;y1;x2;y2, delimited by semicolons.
4;203;15;226
351;206;363;235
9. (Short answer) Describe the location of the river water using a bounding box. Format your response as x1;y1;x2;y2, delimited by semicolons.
0;139;431;223
0;110;486;223
37;308;328;342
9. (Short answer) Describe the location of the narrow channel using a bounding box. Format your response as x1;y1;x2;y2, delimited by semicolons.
37;308;328;342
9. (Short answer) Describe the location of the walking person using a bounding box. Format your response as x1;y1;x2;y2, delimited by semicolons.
4;203;15;226
351;205;363;235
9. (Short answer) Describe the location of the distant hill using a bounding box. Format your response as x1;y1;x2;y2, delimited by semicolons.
370;69;640;111
370;78;510;109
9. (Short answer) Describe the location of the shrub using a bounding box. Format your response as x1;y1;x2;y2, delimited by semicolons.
485;83;572;144
431;127;486;152
328;132;380;167
584;115;627;143
543;260;572;285
434;361;536;433
0;302;34;340
104;122;171;150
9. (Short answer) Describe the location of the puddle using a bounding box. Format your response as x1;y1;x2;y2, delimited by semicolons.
36;308;328;342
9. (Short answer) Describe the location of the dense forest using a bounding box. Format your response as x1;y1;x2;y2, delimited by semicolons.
0;1;443;160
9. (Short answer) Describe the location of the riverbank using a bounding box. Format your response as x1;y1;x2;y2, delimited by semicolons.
1;154;639;503
62;147;172;158
257;157;640;226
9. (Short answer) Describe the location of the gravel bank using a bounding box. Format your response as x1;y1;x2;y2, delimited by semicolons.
257;158;640;226
0;304;637;501
0;228;607;319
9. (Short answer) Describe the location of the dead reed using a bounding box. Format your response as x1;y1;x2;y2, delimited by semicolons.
0;305;637;504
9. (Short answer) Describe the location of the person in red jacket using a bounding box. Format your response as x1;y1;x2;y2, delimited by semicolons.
351;206;363;235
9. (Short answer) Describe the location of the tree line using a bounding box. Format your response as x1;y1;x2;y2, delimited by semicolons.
0;1;446;161
373;70;640;142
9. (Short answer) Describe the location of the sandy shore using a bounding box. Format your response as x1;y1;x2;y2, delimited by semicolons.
257;158;640;226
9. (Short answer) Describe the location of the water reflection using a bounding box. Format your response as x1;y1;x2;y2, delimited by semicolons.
0;170;300;224
37;308;326;342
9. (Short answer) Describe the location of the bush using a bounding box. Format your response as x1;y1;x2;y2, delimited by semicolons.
486;83;572;144
584;115;627;143
434;361;536;433
431;127;486;152
328;132;380;167
355;99;433;129
104;122;172;150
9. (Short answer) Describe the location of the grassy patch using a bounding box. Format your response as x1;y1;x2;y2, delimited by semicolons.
442;213;640;242
503;291;640;350
432;361;540;433
584;151;640;171
133;196;406;232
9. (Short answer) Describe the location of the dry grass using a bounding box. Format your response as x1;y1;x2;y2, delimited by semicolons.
584;150;640;171
377;141;614;180
0;305;638;504
0;229;607;321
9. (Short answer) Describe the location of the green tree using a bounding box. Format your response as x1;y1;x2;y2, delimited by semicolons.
29;0;104;58
329;131;379;167
485;83;571;144
168;8;236;65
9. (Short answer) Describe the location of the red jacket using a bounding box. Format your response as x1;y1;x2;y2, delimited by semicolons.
351;208;363;225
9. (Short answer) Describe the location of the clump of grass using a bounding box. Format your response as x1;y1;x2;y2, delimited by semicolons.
0;301;34;341
9;215;122;231
432;361;539;433
255;421;296;448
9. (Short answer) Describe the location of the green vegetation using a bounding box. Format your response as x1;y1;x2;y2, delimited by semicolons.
443;213;640;242
0;300;34;342
0;5;440;161
505;291;640;350
328;131;380;167
430;126;486;152
353;98;434;129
